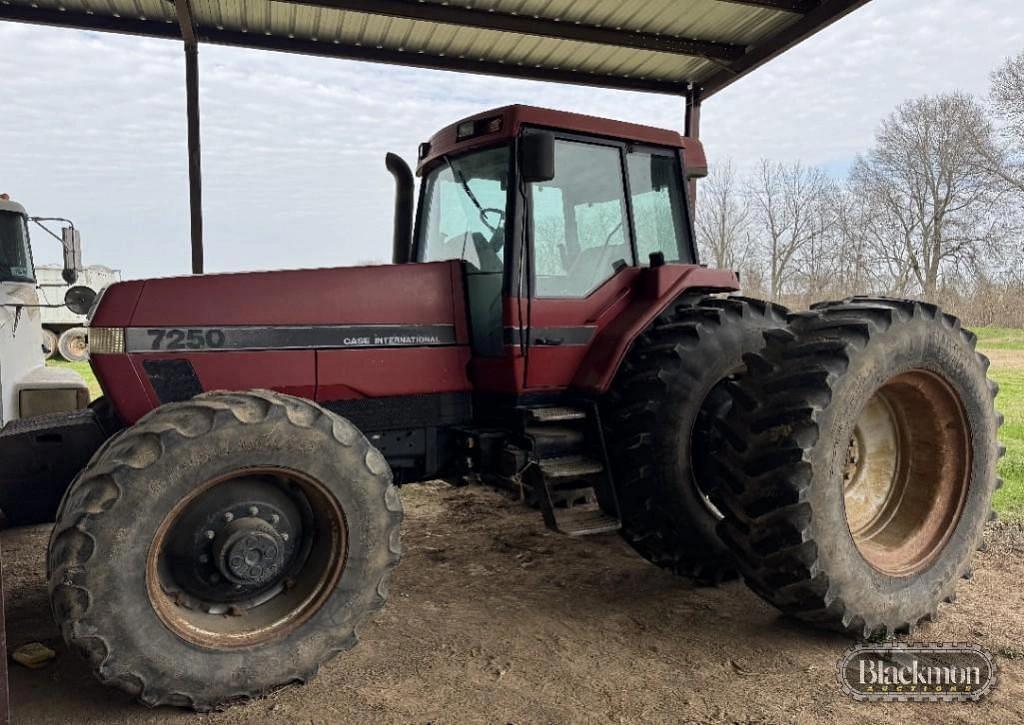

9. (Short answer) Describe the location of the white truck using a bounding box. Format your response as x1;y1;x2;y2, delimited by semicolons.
35;264;120;361
0;194;93;426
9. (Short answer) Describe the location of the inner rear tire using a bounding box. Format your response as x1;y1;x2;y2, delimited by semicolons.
603;295;788;584
48;390;402;710
713;298;1001;637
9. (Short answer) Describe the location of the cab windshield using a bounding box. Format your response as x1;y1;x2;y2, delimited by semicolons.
0;211;34;283
417;144;510;273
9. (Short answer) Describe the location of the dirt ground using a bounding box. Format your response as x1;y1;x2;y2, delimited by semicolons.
4;481;1024;725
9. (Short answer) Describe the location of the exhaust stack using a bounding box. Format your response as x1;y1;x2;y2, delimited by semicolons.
385;153;414;264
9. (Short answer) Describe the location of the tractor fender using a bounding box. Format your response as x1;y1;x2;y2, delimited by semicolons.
571;264;739;393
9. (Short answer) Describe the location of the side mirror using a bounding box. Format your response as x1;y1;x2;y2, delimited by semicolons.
520;132;555;183
61;226;82;285
65;285;97;316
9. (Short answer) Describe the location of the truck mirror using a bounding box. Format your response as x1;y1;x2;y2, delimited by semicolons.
61;226;82;285
520;133;555;183
65;285;97;316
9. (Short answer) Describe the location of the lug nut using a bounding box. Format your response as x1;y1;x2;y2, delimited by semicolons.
271;514;280;525
198;554;209;564
223;512;234;523
248;506;260;517
281;533;289;542
205;530;216;540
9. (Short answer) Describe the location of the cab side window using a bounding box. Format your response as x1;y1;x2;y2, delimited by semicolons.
626;151;690;265
530;140;633;297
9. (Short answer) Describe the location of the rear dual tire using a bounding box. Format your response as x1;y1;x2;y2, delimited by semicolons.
712;298;1001;637
603;295;788;583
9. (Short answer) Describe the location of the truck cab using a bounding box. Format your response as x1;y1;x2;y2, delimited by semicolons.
0;195;89;424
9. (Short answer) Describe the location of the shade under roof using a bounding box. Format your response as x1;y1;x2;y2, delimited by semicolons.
0;0;871;98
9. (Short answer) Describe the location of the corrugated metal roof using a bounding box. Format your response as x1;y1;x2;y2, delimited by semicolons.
0;0;872;97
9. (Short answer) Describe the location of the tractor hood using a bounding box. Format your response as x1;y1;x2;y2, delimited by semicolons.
91;261;467;336
88;261;472;424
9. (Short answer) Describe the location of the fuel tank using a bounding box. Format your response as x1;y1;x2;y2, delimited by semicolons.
89;261;472;426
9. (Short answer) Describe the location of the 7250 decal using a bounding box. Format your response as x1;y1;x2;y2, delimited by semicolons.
148;328;227;350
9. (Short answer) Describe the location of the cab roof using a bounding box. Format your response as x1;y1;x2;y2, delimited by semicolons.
417;104;707;176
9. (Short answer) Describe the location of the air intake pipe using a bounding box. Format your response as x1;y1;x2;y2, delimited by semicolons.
385;153;414;264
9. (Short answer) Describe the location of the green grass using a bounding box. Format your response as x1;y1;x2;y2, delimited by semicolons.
991;363;1024;519
972;327;1024;350
47;359;101;400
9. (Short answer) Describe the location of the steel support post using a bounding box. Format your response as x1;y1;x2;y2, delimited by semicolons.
685;87;703;220
185;41;204;274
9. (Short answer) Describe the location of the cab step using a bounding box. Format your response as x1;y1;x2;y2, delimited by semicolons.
525;406;587;423
538;455;604;479
546;503;621;537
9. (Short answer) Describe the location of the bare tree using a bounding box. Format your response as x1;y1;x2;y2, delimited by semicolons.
848;93;1012;300
695;160;751;271
748;159;834;301
982;50;1024;194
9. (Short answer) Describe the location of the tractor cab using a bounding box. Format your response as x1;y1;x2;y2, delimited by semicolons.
396;105;725;394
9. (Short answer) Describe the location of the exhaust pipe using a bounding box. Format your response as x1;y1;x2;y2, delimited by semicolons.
385;153;414;264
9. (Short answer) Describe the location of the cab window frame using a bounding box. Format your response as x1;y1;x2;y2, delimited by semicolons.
625;144;697;267
524;130;638;301
412;140;515;278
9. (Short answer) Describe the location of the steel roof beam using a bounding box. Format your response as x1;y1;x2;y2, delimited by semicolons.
287;0;746;61
173;0;197;43
715;0;817;13
700;0;869;98
0;5;694;95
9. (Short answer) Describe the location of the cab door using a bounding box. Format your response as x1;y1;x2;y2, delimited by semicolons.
522;137;694;390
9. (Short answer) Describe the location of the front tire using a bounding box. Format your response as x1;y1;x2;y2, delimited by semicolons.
603;295;788;583
48;390;402;709
713;298;1001;637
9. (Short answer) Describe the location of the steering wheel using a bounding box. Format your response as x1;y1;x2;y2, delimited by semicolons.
479;207;505;233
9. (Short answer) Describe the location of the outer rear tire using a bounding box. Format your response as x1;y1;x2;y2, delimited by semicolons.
48;390;403;710
713;298;1001;637
58;326;89;362
42;328;58;359
603;295;788;584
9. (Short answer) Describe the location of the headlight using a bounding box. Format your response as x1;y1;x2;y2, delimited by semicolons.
89;327;125;354
20;388;89;417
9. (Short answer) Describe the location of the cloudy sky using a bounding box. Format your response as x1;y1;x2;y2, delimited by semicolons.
2;0;1022;279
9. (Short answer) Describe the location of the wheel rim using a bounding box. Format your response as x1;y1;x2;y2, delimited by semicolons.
843;370;971;576
691;371;742;521
68;333;88;358
146;467;347;649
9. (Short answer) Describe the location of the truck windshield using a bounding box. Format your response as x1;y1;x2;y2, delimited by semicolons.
0;211;34;283
418;144;510;273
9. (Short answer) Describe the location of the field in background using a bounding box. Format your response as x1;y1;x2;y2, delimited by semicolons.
48;359;100;400
46;331;1024;519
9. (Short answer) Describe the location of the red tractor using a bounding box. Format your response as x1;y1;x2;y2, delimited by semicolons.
1;105;1000;710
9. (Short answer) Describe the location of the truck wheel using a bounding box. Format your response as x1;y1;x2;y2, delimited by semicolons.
713;298;1001;637
42;328;58;359
57;326;89;362
603;295;788;584
47;390;403;710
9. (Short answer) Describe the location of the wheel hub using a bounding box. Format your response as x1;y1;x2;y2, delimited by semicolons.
843;370;971;576
160;477;307;610
214;518;286;586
